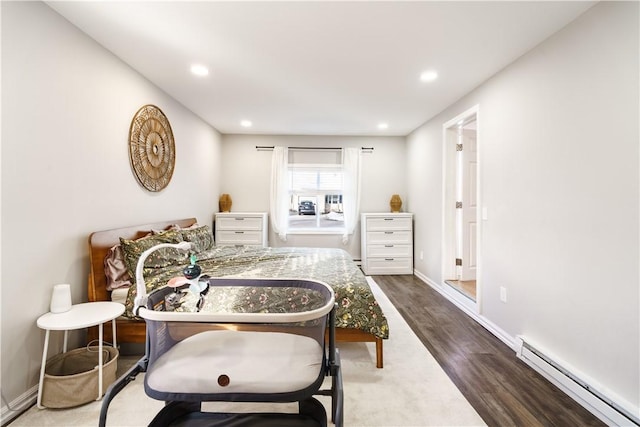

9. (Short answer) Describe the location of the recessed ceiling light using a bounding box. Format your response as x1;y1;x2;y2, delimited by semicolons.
378;123;389;130
420;70;438;82
190;64;209;76
241;120;252;128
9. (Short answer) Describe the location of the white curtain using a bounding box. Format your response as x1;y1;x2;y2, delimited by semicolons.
270;146;289;241
341;147;362;244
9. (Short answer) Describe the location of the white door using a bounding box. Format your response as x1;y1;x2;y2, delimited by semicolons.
460;127;477;281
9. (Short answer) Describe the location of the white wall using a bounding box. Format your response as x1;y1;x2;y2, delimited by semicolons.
1;1;222;411
220;134;407;259
407;1;639;413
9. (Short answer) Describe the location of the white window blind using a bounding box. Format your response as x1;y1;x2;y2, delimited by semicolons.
289;168;343;193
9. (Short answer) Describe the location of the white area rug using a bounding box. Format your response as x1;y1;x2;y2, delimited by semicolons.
13;277;485;426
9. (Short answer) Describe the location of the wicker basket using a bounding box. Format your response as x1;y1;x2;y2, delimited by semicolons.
41;346;118;408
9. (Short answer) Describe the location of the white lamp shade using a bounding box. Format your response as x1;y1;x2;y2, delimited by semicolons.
50;284;72;313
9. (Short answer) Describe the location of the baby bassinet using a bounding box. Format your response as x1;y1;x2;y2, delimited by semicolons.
99;277;343;427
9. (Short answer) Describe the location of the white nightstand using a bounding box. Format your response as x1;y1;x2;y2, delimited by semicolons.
214;212;268;247
36;301;124;408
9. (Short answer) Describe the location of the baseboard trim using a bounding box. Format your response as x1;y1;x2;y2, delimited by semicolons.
516;337;640;426
1;385;37;426
413;269;516;350
413;269;639;427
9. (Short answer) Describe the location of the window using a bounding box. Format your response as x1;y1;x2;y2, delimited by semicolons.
287;150;345;232
270;146;361;241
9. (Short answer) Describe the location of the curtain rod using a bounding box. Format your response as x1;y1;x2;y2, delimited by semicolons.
255;146;374;152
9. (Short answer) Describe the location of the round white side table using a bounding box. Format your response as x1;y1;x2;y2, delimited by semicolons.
36;302;125;409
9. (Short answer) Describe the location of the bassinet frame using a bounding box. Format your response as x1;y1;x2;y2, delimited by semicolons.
99;277;343;427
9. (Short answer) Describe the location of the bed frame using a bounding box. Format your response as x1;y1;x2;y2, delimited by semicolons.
87;218;383;368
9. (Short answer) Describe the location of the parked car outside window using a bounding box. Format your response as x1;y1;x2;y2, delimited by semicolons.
298;201;316;215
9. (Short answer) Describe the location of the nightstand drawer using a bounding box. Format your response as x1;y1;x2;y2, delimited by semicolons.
366;258;413;275
366;217;412;231
216;217;263;231
366;244;412;258
216;230;263;245
366;231;412;245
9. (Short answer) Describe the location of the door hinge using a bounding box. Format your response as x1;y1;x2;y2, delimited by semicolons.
456;143;463;151
456;201;462;209
455;258;462;266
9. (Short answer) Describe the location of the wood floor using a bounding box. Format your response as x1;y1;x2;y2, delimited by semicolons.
373;274;606;427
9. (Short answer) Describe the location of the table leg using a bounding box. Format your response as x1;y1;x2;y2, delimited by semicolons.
37;330;50;409
63;330;68;353
97;323;103;400
111;318;117;349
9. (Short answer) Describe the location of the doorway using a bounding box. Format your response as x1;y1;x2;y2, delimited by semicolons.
442;106;480;306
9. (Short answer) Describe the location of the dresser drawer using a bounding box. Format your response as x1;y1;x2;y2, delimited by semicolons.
366;217;412;231
365;257;413;275
366;244;412;258
216;216;263;231
216;230;263;245
366;231;412;245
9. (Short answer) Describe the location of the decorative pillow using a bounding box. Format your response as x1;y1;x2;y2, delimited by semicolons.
181;222;202;230
179;225;214;253
120;229;186;277
151;223;183;235
104;244;132;291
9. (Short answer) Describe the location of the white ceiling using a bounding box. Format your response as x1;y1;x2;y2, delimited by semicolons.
47;1;595;136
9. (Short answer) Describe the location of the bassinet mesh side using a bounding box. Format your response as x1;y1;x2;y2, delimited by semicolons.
142;278;333;403
144;279;331;365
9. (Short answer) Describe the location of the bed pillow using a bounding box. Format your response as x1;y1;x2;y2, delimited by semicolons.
151;222;203;235
150;223;186;235
104;231;152;290
104;244;133;291
120;229;186;277
179;225;214;253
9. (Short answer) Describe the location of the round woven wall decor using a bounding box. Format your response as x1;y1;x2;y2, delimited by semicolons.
128;104;175;192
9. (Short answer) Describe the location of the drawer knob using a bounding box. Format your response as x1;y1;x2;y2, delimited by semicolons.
235;231;244;234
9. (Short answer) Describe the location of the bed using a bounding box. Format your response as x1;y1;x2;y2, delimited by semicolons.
87;218;388;368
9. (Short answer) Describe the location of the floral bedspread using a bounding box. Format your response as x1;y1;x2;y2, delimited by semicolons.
125;246;389;339
175;284;329;316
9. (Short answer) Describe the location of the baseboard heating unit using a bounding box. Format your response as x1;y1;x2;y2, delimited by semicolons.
515;336;639;426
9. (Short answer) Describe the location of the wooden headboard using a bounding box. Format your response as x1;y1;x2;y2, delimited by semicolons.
87;218;197;303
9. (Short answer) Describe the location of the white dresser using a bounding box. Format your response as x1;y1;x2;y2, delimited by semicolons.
361;212;413;275
214;212;268;247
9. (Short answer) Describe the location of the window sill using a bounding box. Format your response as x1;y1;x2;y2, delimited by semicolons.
286;229;345;235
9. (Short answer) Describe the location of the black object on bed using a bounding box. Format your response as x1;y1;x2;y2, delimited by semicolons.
99;277;343;427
